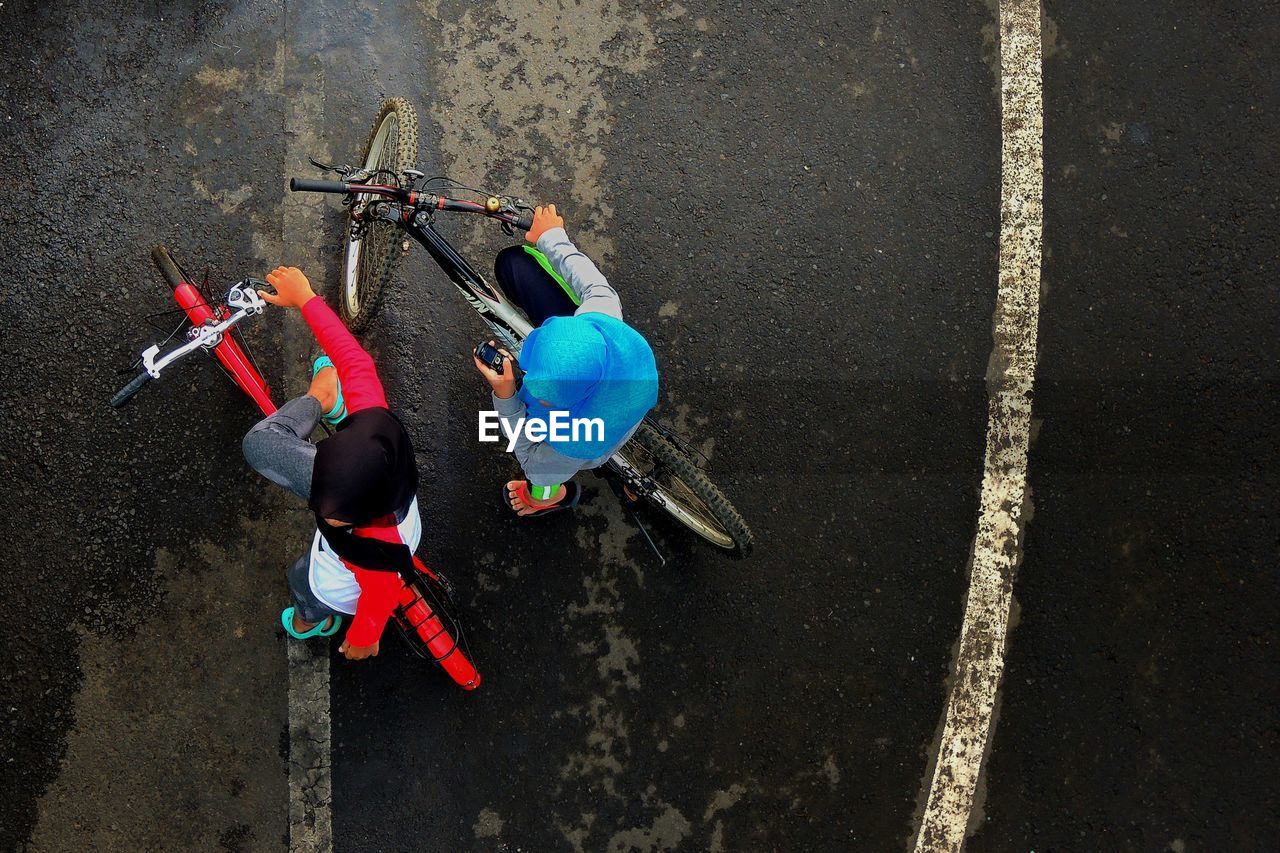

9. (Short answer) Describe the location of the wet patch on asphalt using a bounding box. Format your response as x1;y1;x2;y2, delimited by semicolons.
27;520;290;851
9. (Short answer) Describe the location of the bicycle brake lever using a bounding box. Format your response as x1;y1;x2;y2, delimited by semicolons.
228;281;269;313
140;344;164;378
309;156;345;174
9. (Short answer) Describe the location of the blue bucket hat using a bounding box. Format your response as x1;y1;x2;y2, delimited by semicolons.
518;312;659;459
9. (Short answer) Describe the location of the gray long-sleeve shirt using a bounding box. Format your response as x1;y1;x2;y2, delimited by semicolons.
490;227;640;486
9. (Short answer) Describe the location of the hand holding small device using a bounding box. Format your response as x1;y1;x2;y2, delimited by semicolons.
473;340;518;399
474;340;507;374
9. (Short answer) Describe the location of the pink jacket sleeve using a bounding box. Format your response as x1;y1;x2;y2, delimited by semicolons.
300;296;388;413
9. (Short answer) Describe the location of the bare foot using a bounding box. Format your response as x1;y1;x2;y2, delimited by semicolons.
308;365;339;413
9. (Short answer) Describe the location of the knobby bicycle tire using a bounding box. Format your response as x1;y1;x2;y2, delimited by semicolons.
339;97;419;332
628;423;755;559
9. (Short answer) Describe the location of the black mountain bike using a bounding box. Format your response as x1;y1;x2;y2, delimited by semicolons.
291;97;753;558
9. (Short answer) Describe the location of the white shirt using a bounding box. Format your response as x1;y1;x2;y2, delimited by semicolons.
307;496;422;614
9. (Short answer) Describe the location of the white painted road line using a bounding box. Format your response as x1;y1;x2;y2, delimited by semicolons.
280;20;335;852
913;0;1044;850
288;641;333;852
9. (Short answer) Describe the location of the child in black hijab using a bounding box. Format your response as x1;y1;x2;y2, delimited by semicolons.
241;267;419;659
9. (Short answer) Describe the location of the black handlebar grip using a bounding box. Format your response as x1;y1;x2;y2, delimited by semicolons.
110;371;152;409
289;178;351;194
515;209;535;231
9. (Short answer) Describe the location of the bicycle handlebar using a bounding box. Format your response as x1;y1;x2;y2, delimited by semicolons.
139;285;268;379
432;196;533;231
289;177;352;194
288;176;532;230
110;371;152;409
112;282;267;409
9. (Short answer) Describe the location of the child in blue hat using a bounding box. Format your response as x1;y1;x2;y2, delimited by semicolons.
473;204;659;516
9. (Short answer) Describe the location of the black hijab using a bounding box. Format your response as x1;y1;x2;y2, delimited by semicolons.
309;407;418;574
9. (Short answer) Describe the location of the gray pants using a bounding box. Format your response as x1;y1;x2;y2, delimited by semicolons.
242;394;321;501
243;395;341;624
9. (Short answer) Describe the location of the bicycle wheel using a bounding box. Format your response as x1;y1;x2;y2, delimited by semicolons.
152;244;186;292
394;563;481;690
339;97;419;332
616;422;755;559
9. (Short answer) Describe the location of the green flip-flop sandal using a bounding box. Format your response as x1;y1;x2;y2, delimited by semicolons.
281;607;342;640
311;356;348;426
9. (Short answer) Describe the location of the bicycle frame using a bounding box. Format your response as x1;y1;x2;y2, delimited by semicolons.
170;277;276;416
374;204;534;353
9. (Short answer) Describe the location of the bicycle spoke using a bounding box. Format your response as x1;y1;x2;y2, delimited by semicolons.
230;323;268;387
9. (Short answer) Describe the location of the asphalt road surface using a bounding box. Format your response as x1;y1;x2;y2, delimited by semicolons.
0;1;1275;851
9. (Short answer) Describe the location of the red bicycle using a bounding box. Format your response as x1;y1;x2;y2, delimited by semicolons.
113;246;481;690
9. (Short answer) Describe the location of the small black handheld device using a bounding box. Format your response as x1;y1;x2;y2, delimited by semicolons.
474;340;507;374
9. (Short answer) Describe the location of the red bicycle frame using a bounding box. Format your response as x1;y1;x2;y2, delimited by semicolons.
401;557;481;690
171;279;277;416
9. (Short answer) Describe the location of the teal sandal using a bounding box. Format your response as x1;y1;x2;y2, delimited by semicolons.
311;356;347;426
281;607;342;639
